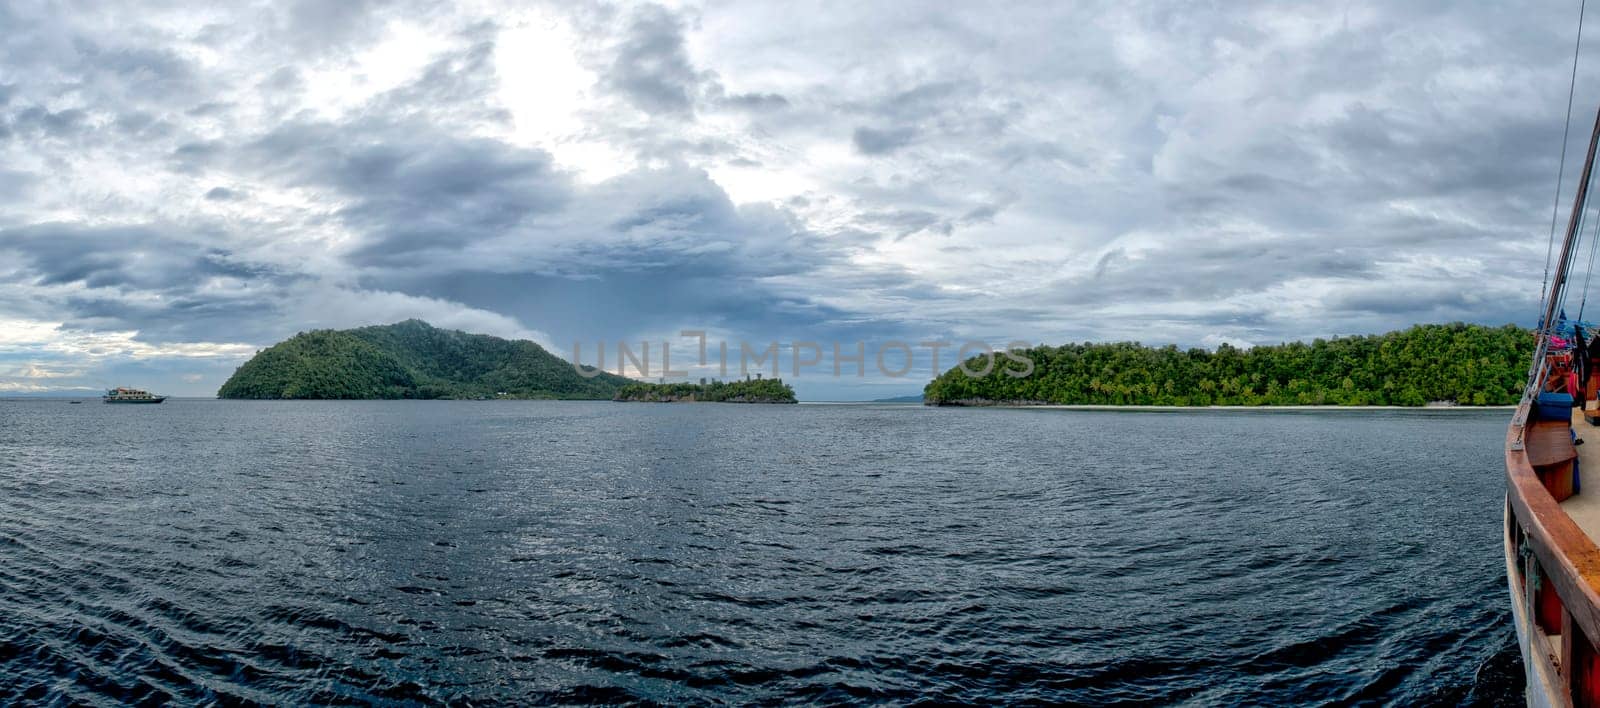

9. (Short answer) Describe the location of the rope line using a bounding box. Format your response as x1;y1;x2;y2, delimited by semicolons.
1562;144;1600;317
1579;169;1600;320
1563;160;1591;312
1544;0;1589;314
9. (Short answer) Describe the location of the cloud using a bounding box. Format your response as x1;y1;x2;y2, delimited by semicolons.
718;91;789;111
281;0;390;52
0;317;256;360
282;284;550;345
852;126;917;155
243;118;570;265
2;251;279;351
0;0;1590;397
602;4;706;116
8;107;89;139
5;222;262;282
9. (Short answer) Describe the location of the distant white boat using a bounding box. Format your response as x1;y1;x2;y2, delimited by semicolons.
103;387;166;404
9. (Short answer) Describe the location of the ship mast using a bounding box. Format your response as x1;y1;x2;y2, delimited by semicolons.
1541;104;1600;348
1515;102;1600;448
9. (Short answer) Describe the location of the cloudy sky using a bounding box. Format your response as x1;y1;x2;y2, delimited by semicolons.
0;0;1595;399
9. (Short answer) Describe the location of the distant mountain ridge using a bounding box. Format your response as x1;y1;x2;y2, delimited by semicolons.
871;395;925;403
217;320;630;399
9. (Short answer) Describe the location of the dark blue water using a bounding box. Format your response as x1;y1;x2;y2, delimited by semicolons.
0;400;1522;704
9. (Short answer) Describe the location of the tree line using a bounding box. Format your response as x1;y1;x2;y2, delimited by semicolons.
923;323;1531;406
614;378;797;403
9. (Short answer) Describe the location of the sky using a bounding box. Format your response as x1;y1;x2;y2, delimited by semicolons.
1;0;1597;399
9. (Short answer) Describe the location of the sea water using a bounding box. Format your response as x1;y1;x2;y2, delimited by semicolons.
0;400;1520;703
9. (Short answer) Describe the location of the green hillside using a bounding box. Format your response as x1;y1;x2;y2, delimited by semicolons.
217;320;630;399
923;323;1531;407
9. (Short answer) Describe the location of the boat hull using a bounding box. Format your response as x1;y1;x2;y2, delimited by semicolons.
1507;502;1564;708
103;398;165;404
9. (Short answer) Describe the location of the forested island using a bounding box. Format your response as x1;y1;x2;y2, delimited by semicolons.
923;323;1530;407
217;320;630;399
614;379;798;403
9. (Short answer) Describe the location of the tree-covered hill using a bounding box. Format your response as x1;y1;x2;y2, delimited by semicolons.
923;323;1531;407
217;320;631;399
614;378;797;403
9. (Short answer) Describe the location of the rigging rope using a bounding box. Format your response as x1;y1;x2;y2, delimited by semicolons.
1543;0;1589;315
1579;167;1600;321
1560;141;1600;317
1564;155;1594;311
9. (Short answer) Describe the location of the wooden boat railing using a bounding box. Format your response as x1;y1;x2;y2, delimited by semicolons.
1508;401;1600;697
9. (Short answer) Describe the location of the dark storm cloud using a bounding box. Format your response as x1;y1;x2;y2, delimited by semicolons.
959;203;1002;225
1092;249;1124;280
331;163;869;344
57;290;279;340
604;4;705;116
4;223;270;293
1164;105;1566;230
111;110;173;140
8;106;89;139
261;67;303;94
86;45;197;99
242;119;569;264
1055;236;1386;309
838;79;1013;160
868;80;974;122
1327;287;1486;317
281;0;393;52
384;269;889;349
1;223;298;343
852;126;917;155
719;91;789;112
169;140;223;172
858;208;949;239
574;167;832;276
185;101;230;118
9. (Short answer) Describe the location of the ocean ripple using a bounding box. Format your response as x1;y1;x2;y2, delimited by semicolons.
0;400;1522;704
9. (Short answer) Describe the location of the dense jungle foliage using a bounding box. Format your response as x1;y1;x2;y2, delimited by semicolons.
614;378;797;403
217;320;630;399
923;323;1531;406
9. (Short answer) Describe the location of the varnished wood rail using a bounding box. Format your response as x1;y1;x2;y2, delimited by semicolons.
1508;401;1600;671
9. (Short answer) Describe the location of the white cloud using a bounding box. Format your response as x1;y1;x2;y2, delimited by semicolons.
0;319;257;360
283;285;552;346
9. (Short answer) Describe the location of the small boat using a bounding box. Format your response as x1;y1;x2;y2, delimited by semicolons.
103;387;166;404
68;401;81;404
